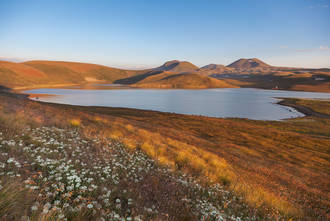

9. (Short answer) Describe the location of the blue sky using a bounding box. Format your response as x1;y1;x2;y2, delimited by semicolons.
1;0;329;68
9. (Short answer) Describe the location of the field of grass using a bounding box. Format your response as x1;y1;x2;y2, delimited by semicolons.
0;91;329;220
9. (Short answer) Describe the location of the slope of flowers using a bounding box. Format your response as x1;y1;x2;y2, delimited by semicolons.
0;126;270;220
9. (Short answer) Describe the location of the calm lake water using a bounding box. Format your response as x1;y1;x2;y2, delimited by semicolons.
24;88;330;120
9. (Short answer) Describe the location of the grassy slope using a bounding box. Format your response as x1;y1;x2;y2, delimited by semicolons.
0;61;48;88
0;60;145;89
0;92;329;220
24;60;144;83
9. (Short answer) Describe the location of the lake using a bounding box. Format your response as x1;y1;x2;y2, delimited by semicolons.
24;87;330;120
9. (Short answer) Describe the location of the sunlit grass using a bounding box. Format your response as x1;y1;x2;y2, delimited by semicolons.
69;119;81;128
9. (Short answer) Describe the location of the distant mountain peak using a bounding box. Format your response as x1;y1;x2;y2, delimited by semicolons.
155;60;198;73
162;60;180;66
227;58;270;69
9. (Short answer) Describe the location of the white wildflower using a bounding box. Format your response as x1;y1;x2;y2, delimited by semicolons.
7;158;14;163
31;205;38;211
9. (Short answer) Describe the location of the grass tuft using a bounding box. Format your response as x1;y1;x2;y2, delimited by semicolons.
69;119;81;128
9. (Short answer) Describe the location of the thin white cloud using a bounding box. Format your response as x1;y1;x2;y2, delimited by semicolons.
280;46;288;49
319;46;329;50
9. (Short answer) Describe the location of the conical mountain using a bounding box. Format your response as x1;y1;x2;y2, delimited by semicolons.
155;60;198;73
227;58;270;69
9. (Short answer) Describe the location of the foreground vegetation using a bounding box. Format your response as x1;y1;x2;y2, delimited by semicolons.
2;126;260;220
0;91;329;220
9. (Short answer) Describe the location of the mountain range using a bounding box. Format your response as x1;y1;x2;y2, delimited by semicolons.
0;58;329;92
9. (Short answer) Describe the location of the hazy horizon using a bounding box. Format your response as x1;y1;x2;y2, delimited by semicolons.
1;56;330;71
1;0;330;69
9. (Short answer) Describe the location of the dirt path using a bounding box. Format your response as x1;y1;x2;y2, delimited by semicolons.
278;99;330;119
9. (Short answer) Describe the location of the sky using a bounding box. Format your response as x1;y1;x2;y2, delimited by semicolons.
0;0;330;69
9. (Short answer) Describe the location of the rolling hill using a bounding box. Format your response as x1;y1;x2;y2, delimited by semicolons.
132;72;236;89
0;60;145;89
